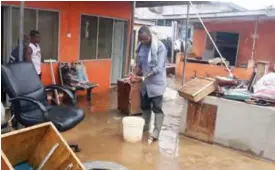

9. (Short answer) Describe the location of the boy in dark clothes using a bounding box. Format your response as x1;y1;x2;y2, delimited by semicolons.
9;35;30;63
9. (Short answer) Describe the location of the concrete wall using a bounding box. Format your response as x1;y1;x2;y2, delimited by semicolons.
180;96;275;161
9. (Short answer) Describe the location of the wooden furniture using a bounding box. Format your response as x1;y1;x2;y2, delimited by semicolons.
175;52;184;77
1;122;85;170
178;77;216;102
255;61;269;81
59;62;98;101
185;101;217;143
166;63;176;75
117;80;142;115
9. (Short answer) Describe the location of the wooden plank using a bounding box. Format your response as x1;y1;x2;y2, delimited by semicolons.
129;82;142;115
178;77;215;102
28;123;85;170
256;61;269;82
1;123;50;166
1;151;14;170
185;101;217;143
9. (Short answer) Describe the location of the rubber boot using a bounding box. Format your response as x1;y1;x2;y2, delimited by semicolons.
152;113;164;139
142;109;151;132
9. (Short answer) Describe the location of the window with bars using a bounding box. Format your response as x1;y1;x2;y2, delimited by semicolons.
80;15;128;60
5;7;59;61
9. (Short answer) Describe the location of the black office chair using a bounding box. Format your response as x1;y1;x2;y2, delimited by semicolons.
1;62;85;152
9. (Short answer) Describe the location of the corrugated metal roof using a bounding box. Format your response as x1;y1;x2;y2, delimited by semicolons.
136;1;210;8
134;18;155;26
142;9;275;20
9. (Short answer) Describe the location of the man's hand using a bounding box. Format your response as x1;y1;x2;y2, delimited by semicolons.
128;72;135;78
130;75;143;83
134;76;143;82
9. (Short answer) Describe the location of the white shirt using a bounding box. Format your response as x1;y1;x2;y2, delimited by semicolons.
29;43;41;74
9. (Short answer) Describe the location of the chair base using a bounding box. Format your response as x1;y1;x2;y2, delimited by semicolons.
69;144;81;152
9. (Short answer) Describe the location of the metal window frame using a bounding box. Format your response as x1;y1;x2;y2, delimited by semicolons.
37;9;60;62
109;19;129;84
1;4;60;62
78;13;128;61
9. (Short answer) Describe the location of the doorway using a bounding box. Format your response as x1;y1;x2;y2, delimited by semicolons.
111;20;128;84
204;31;240;66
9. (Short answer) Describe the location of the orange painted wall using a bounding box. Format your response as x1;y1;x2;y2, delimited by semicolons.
192;20;275;71
2;1;133;93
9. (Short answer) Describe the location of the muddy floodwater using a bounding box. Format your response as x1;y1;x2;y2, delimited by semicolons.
62;86;275;170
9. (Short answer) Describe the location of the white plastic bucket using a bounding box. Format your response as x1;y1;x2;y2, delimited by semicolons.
122;116;145;143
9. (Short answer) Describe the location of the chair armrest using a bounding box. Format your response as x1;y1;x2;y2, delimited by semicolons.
9;96;48;120
45;84;76;106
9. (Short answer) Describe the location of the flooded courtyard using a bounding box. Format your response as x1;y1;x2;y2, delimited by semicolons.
62;85;275;170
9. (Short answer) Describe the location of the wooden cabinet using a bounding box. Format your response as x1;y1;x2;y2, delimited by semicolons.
117;80;142;115
185;101;217;143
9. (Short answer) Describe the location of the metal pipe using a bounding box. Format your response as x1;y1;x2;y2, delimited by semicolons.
182;4;190;85
128;1;136;74
19;1;25;62
171;21;177;63
7;6;13;64
251;17;259;60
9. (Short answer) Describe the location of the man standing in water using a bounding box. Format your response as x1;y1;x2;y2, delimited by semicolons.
132;26;167;144
27;30;42;79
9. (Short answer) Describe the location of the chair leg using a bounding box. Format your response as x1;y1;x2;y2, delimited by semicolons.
11;118;19;129
86;88;92;101
69;144;81;152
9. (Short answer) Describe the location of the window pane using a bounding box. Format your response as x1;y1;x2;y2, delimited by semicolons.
98;17;113;59
12;8;36;49
24;9;36;37
80;15;98;60
38;10;59;61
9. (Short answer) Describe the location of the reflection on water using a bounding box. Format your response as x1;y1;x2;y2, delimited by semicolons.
158;87;185;158
159;129;179;158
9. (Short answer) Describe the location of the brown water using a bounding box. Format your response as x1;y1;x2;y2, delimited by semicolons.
62;84;275;170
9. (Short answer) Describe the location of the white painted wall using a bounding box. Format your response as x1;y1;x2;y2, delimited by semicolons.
180;96;275;161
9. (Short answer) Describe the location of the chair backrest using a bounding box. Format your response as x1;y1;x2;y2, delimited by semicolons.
1;62;47;113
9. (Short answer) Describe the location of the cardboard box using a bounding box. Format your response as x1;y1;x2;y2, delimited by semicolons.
1;122;85;170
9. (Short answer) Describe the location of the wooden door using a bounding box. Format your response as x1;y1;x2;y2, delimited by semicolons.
185;101;217;143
